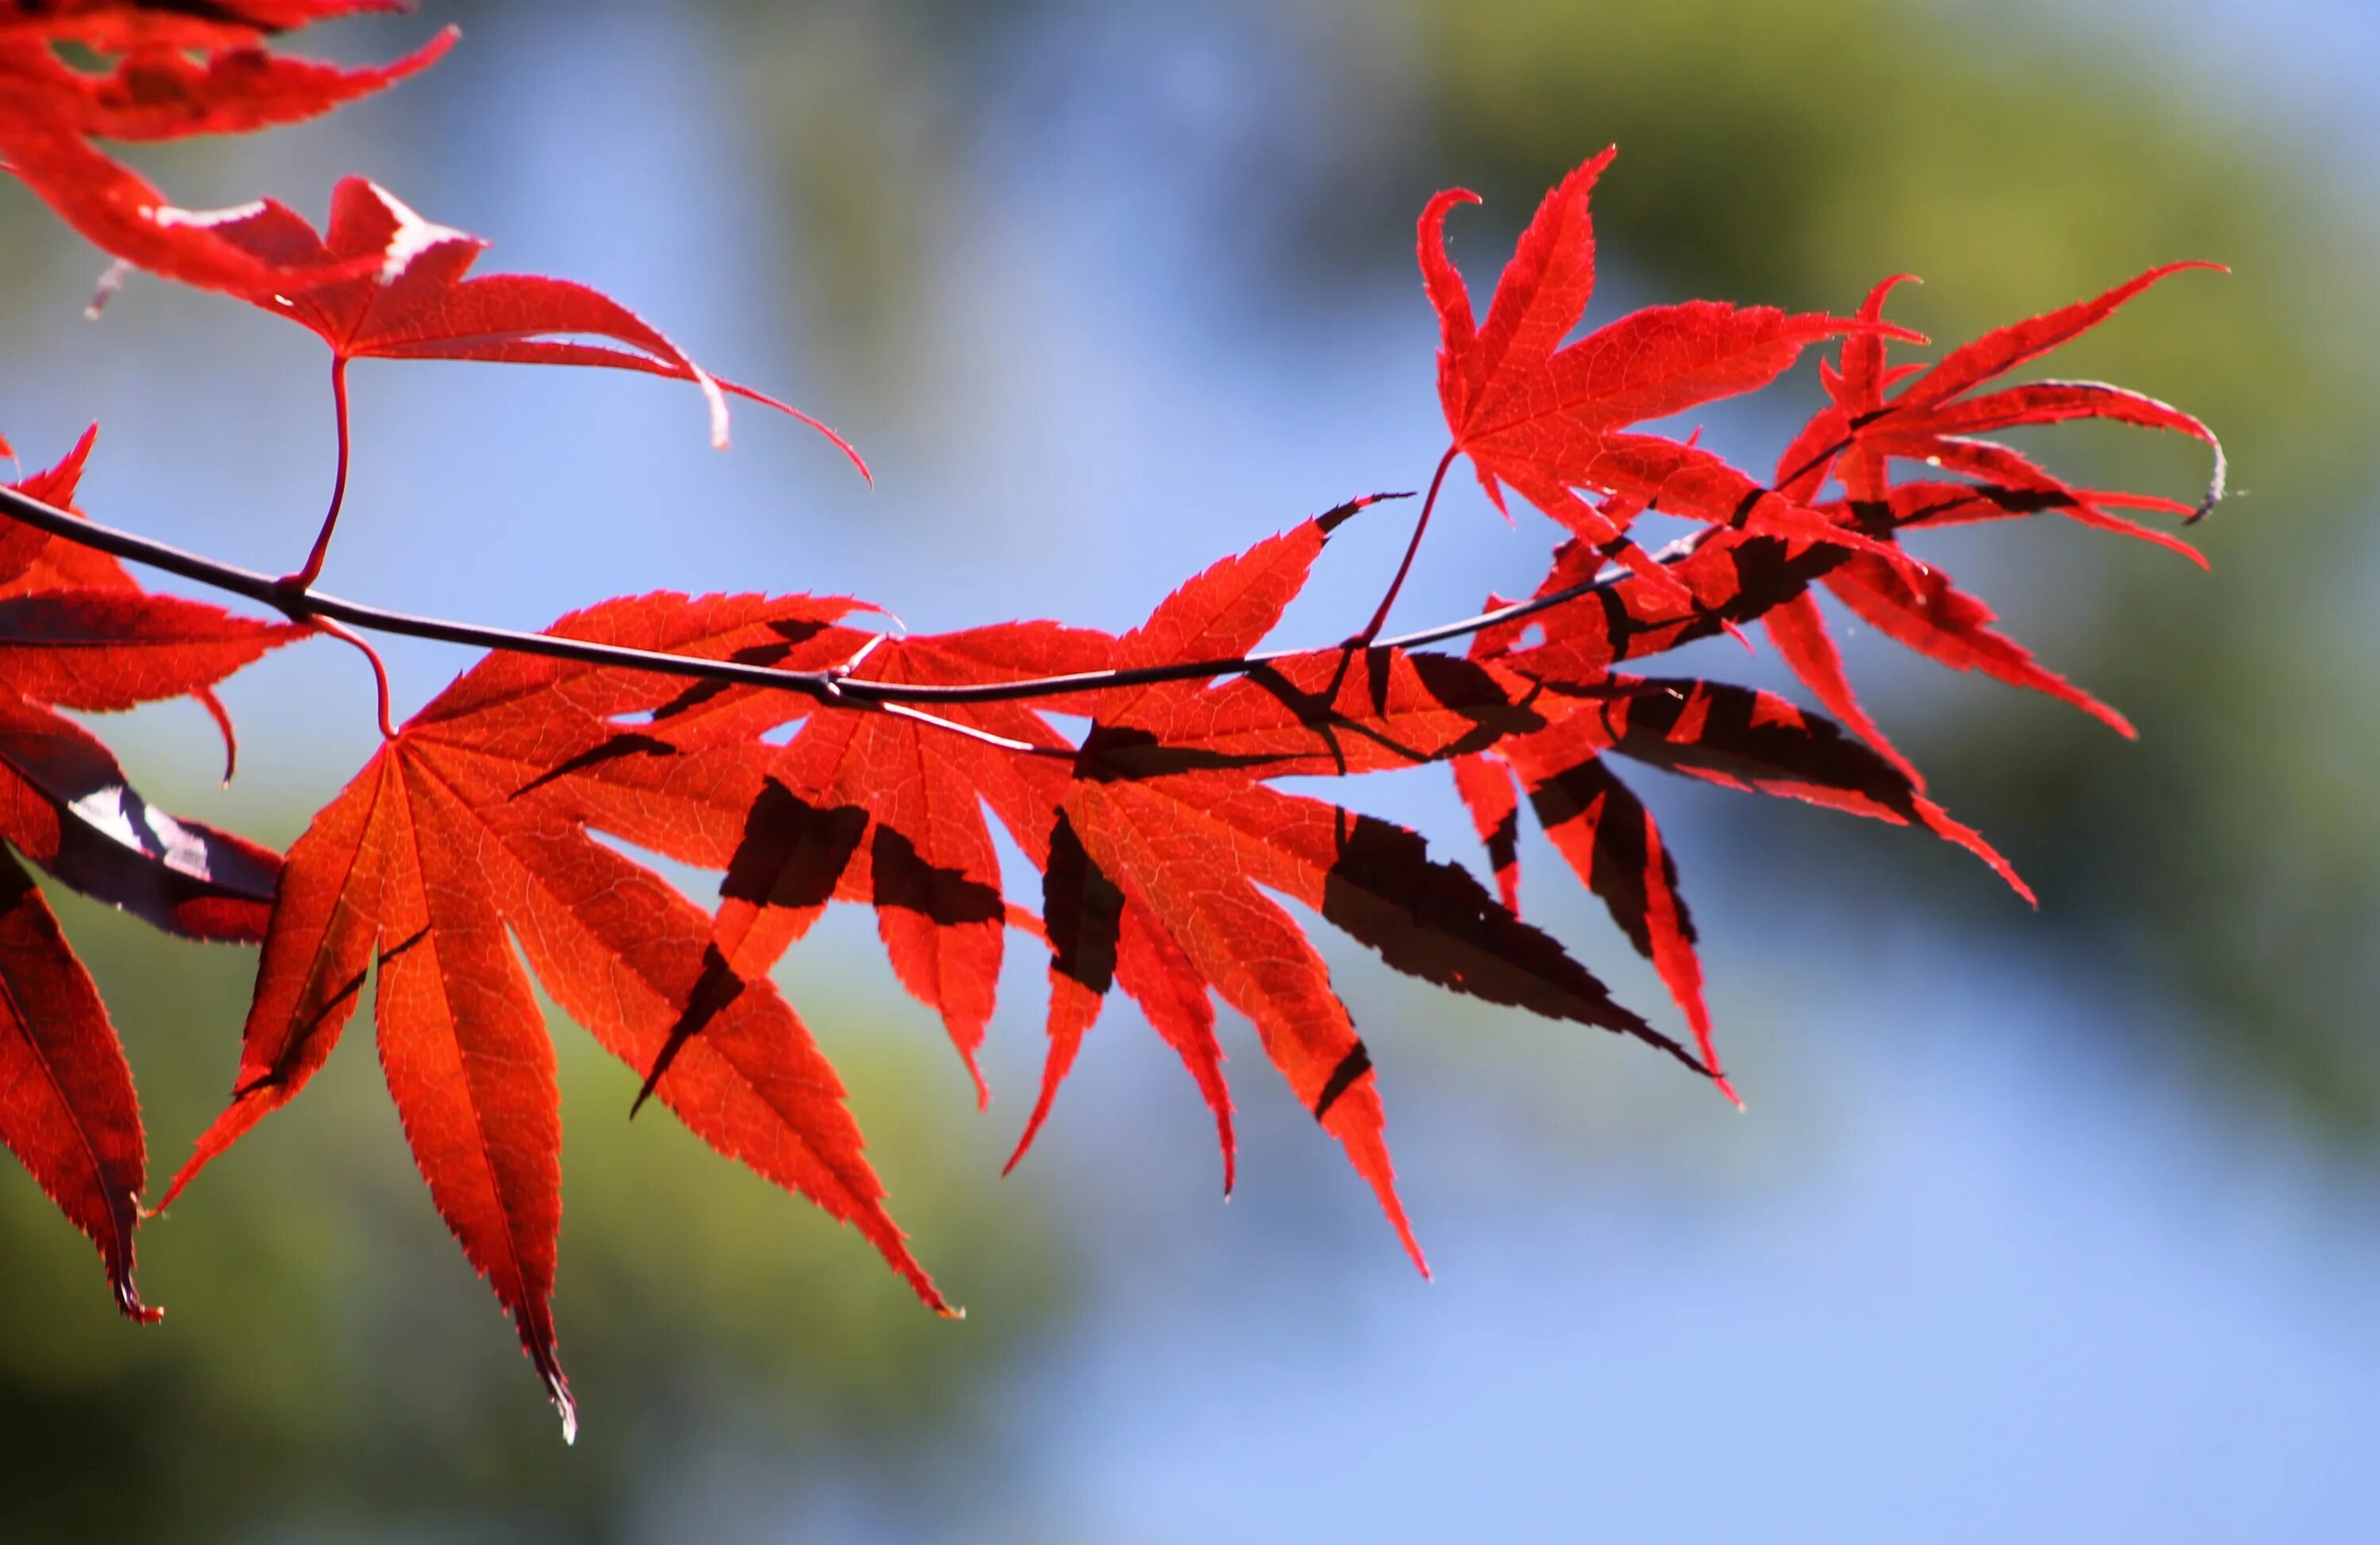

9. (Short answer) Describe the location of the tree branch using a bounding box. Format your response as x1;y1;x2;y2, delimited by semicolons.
0;482;1678;720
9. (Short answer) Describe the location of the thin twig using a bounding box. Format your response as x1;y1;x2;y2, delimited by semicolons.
0;481;1662;719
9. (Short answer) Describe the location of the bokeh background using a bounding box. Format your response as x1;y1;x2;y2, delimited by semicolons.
2;1;2375;1539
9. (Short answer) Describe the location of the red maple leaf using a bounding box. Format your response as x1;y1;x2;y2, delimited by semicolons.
0;429;296;1316
1411;148;1913;613
190;178;858;458
0;2;409;51
132;177;865;583
522;599;1245;1192
1755;268;2225;781
0;102;2234;1433
161;594;953;1440
691;621;1112;1108
0;430;292;936
1449;250;2220;1093
0;17;452;141
508;509;1699;1272
0;1;448;298
1033;513;1703;1270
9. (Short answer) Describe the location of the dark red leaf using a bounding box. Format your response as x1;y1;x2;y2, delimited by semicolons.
0;686;280;940
1490;728;1726;1100
0;847;154;1320
1591;675;2033;903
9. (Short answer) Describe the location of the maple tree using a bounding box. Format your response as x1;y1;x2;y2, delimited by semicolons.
0;2;2226;1439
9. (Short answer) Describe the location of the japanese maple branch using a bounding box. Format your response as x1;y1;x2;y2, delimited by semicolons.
0;481;1679;715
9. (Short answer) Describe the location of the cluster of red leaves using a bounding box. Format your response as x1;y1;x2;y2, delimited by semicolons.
0;425;295;1320
0;3;2221;1438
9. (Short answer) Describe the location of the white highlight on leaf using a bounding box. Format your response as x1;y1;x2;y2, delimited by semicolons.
147;200;266;229
363;180;473;284
67;786;213;882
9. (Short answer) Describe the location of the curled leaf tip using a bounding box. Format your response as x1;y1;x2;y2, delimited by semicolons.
117;1278;162;1324
724;381;871;482
1861;272;1924;319
2186;432;2229;526
195;686;240;786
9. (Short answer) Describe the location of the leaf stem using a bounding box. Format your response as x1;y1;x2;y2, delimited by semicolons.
280;356;351;591
1352;444;1460;645
308;617;397;740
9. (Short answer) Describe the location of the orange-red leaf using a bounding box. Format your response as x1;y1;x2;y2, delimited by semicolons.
658;621;1111;1104
0;589;301;709
167;605;954;1436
